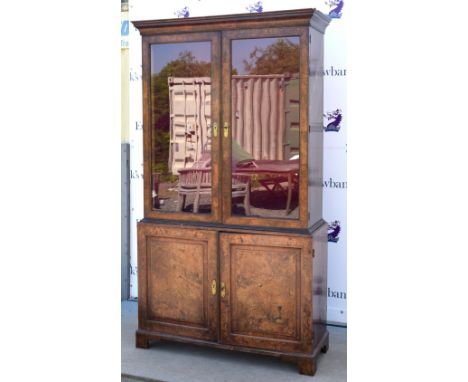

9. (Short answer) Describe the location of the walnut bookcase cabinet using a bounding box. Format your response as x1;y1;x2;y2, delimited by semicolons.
133;9;330;376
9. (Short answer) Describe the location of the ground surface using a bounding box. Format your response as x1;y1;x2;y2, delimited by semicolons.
122;301;346;382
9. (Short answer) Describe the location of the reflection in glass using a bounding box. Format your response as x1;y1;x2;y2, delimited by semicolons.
150;42;212;213
231;37;300;219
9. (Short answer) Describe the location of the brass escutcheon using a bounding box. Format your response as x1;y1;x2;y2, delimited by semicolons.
223;122;229;138
220;282;226;298
213;122;218;138
211;279;217;295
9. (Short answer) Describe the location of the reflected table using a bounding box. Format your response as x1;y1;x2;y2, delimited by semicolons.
234;159;299;215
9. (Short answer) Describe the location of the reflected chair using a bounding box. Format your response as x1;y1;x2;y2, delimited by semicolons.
176;153;251;215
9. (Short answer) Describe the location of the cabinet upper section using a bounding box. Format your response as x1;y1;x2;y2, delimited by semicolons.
133;9;329;230
133;8;330;35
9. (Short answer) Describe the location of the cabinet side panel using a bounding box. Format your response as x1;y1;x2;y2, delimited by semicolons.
312;222;328;348
137;223;149;328
308;27;325;226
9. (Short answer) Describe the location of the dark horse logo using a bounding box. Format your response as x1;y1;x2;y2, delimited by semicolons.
175;6;190;18
326;0;344;19
324;109;342;132
328;220;341;243
246;1;263;13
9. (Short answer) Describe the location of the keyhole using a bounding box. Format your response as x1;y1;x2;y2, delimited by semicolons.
275;306;283;322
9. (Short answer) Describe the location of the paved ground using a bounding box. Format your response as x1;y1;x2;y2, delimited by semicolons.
122;300;346;382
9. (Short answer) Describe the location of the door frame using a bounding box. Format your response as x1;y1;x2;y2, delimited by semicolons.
142;32;222;223
220;27;310;229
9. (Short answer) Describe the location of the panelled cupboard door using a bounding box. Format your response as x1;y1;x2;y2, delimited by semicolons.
138;224;218;341
219;232;313;353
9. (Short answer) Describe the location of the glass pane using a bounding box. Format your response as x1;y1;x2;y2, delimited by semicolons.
150;41;213;214
230;37;300;219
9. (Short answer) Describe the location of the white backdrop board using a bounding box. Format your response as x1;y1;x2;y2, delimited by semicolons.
126;0;347;324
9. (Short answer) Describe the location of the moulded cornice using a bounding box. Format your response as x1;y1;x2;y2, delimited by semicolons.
310;11;331;34
132;8;316;34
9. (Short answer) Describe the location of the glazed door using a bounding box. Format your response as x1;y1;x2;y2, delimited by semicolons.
142;32;222;222
219;232;313;352
221;27;310;229
138;224;218;341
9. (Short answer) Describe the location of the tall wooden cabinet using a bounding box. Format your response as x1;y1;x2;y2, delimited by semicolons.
133;9;330;376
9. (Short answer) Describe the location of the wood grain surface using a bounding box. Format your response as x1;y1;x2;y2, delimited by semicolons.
220;232;312;353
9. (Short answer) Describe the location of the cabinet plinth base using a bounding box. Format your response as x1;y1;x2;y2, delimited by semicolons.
135;329;329;376
297;358;317;376
135;331;150;349
321;336;330;354
136;331;162;349
281;331;329;376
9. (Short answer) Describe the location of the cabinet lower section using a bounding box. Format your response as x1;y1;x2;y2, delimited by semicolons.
137;221;328;376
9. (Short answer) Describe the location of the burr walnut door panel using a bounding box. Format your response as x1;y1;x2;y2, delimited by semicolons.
219;232;313;353
138;224;218;341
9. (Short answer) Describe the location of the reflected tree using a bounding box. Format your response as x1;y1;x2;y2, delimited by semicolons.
242;38;299;75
